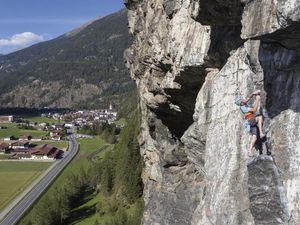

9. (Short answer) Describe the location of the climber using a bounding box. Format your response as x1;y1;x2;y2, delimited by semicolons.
235;90;266;157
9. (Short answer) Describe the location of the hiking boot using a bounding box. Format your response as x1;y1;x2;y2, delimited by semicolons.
261;136;267;142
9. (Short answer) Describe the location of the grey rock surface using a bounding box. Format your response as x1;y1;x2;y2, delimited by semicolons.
124;0;300;224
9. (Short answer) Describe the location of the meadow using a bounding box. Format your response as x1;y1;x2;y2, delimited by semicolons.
0;162;52;211
0;126;48;139
21;116;60;124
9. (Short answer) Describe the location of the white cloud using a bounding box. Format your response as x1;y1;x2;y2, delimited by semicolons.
0;32;44;54
0;32;44;47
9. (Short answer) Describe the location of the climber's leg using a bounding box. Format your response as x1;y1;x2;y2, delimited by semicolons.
248;126;257;157
248;135;257;157
265;140;272;155
255;115;265;138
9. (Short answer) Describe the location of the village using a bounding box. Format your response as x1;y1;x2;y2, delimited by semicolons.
42;103;118;126
0;104;118;161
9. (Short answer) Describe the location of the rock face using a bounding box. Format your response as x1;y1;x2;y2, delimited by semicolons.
124;1;300;224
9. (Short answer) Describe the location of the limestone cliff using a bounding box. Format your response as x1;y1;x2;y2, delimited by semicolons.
124;1;300;224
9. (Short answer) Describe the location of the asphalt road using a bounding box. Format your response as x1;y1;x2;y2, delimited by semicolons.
0;135;78;225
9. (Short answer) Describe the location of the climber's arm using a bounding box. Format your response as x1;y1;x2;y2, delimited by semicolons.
252;95;261;112
244;90;261;103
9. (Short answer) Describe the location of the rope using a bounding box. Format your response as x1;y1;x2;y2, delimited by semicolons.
235;59;241;96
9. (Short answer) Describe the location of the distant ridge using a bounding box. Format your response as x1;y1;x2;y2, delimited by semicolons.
64;16;103;38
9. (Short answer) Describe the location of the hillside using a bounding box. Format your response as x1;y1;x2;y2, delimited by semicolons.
0;9;132;109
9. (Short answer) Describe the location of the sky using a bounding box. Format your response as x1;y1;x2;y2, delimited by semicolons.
0;0;124;54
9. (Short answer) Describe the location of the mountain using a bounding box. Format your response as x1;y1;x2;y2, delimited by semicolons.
0;9;133;109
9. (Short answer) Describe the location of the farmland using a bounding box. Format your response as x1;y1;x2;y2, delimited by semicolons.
22;116;60;124
0;126;48;139
0;162;52;211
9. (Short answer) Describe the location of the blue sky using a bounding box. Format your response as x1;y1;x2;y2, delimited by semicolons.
0;0;124;54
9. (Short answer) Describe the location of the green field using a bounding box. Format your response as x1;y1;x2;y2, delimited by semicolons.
22;116;60;124
31;141;68;150
0;154;11;160
67;193;143;225
0;123;17;128
77;137;107;153
91;144;113;162
0;127;48;139
0;162;52;211
114;118;127;127
67;192;106;225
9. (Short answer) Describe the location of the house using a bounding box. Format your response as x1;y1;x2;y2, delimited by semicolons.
50;130;60;137
0;115;14;123
30;137;43;142
29;122;36;127
51;135;61;141
64;123;73;128
4;136;17;141
0;143;10;154
11;141;30;149
11;148;30;154
38;122;48;127
28;144;61;160
15;153;32;160
50;130;62;140
54;124;64;130
19;135;31;141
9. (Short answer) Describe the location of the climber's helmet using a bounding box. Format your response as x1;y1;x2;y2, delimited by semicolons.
235;95;242;106
235;95;247;106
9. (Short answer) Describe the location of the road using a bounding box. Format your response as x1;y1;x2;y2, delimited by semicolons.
0;135;79;225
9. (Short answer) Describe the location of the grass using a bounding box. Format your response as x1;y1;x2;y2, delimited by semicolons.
114;118;127;127
67;192;106;225
30;141;68;150
21;116;60;124
0;162;52;211
77;137;107;153
93;145;114;162
0;123;17;128
19;136;108;225
0;154;11;160
0;127;48;139
68;191;143;225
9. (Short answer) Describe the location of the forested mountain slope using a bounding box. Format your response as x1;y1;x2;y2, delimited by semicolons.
0;9;132;109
